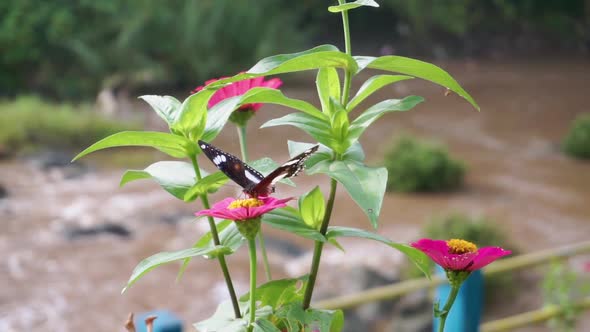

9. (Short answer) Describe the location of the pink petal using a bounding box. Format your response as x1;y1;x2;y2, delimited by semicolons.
467;247;512;271
442;252;478;270
411;239;450;268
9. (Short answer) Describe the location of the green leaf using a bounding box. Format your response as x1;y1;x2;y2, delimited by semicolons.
354;55;479;110
325;226;431;279
240;277;308;308
347;75;414;111
348;96;424;142
299;186;325;230
183;171;229;201
328;0;379;12
253;319;281;332
329;105;350;154
206;45;357;87
177;220;244;281
261;112;338;150
262;207;326;242
201;96;243;143
316;67;341;116
194;300;272;332
172;89;215;140
139;95;181;126
123;245;230;293
304;308;344;332
72;131;196;160
120;161;196;199
309;159;387;228
287;141;365;171
238;87;324;119
194;300;249;332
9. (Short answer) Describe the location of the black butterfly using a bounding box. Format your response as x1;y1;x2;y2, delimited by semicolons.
198;140;319;197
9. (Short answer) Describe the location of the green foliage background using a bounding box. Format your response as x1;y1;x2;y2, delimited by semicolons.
562;113;590;159
1;0;587;99
384;136;465;193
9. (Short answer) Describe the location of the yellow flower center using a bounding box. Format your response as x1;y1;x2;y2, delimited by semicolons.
228;198;264;209
447;239;478;254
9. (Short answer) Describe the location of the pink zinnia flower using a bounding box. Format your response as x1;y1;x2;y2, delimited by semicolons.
196;196;291;240
192;75;283;112
195;196;291;221
411;238;511;272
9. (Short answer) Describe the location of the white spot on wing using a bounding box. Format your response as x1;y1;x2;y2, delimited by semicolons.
282;159;300;166
245;170;261;184
200;144;206;149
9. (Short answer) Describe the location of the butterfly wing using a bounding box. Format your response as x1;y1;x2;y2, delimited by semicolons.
248;145;319;197
198;140;264;190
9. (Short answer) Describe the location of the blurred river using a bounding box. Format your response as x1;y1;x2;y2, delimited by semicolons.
1;58;589;331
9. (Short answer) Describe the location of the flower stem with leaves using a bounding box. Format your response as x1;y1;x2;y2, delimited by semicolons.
190;154;241;318
236;124;273;282
247;237;258;332
302;0;353;310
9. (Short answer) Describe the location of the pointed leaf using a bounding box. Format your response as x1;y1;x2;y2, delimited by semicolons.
348;96;423;142
120;161;196;199
240;277;308;308
308;160;387;228
239;87;324;119
201;96;242;143
262;207;326;242
194;300;272;332
72;131;197;161
354;55;479;110
139;95;181;126
261;112;338;150
347;75;414;111
183;171;229;201
326;226;431;279
299;186;325;230
316;67;341;116
328;0;379;12
329;105;350;154
177;220;244;281
206;45;357;87
123;245;230;292
287;140;365;170
172;89;215;140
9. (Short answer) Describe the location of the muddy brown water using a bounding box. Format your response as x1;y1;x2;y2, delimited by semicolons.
1;58;590;331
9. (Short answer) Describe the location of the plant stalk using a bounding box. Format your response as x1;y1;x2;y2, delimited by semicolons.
302;0;352;310
236;124;273;282
302;177;338;309
340;0;353;105
247;237;258;332
437;283;461;332
190;154;241;319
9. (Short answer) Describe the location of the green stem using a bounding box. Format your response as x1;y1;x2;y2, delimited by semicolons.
190;154;241;319
302;0;352;311
236;124;273;282
302;178;338;309
247;237;258;332
237;125;249;163
340;0;352;105
437;283;461;332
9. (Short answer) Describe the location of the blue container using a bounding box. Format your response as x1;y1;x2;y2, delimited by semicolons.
134;310;183;332
432;266;483;332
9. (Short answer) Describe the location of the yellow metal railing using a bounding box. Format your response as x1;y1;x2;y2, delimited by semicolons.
314;240;590;329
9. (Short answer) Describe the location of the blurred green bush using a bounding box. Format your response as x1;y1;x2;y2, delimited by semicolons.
406;213;518;304
1;1;585;99
384;136;465;193
562;113;590;159
0;96;137;156
0;0;307;99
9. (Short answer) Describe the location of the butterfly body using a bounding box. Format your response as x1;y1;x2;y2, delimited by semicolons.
198;140;318;197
